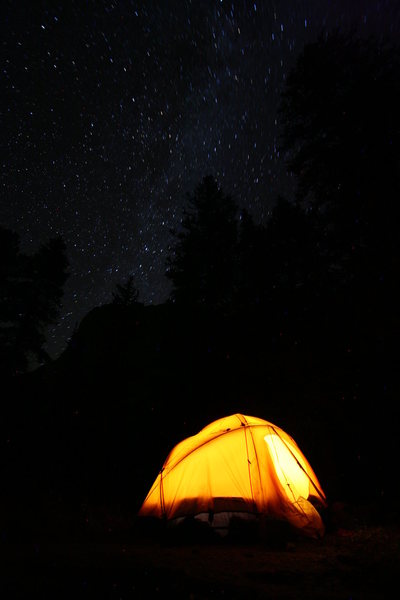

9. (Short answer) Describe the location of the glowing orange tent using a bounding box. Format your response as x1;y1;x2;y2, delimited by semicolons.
139;414;327;537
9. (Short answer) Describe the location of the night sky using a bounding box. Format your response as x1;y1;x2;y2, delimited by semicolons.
2;1;399;358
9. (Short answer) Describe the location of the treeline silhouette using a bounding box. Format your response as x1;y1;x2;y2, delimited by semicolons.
0;227;68;376
1;31;399;538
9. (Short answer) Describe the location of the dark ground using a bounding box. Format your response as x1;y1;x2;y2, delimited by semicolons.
1;504;399;599
2;300;400;598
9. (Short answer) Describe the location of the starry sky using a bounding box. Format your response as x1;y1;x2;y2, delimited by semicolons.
2;0;399;358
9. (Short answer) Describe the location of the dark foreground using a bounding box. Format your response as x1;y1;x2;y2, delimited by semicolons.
1;517;399;599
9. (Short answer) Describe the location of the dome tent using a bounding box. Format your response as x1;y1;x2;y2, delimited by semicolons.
139;414;327;538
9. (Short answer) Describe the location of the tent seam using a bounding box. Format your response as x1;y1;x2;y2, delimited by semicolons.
160;423;268;480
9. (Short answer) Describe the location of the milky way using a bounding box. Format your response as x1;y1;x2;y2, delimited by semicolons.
2;0;399;357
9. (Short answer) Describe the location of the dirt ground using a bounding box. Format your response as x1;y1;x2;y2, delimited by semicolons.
1;519;399;599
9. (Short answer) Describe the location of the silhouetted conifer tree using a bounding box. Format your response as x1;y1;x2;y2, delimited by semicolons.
279;31;400;288
235;208;269;310
112;275;139;306
166;175;239;312
262;196;320;310
0;226;69;376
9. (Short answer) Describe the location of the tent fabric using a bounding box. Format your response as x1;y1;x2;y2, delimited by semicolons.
138;413;327;537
